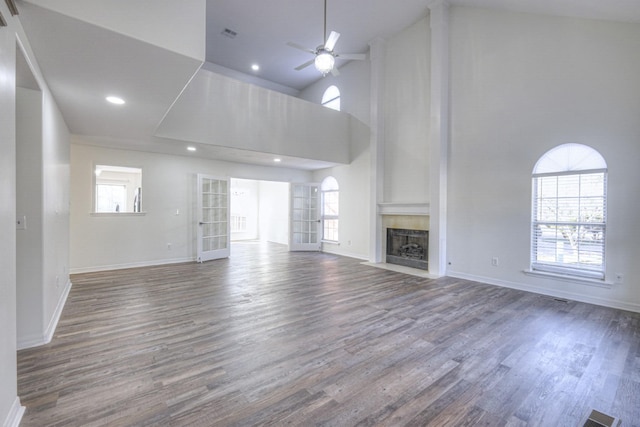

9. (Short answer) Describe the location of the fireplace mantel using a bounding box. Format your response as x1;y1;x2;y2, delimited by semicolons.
378;202;429;216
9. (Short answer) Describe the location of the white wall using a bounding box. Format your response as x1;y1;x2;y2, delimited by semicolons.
16;87;44;346
447;7;640;312
16;84;71;350
41;77;71;346
70;143;311;272
383;16;430;204
1;7;70;424
0;3;19;422
156;68;369;166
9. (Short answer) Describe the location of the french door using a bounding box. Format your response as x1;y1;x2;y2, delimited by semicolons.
196;174;230;262
289;183;321;251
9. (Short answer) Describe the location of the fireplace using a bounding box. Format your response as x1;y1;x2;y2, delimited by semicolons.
386;228;428;270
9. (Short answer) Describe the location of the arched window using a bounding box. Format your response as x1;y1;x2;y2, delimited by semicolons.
321;176;339;242
531;143;607;279
321;85;340;111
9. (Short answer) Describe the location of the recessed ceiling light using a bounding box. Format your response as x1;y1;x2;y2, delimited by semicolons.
251;64;260;71
187;146;196;152
106;96;125;105
274;158;281;162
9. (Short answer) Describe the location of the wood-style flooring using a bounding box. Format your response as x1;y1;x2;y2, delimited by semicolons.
17;242;640;426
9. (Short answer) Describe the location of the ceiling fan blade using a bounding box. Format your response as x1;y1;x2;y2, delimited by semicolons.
324;31;340;51
336;53;367;60
286;41;316;55
294;58;315;71
330;66;340;77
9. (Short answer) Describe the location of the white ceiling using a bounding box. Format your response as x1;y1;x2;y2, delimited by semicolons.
16;0;640;170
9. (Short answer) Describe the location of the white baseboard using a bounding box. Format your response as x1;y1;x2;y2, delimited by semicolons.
70;257;193;274
447;270;640;313
2;396;25;427
17;279;73;350
44;279;72;344
321;247;369;261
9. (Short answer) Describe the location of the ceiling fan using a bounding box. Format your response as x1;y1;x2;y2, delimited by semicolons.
286;0;367;76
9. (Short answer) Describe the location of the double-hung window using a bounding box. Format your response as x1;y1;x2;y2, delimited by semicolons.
321;176;339;242
531;144;607;280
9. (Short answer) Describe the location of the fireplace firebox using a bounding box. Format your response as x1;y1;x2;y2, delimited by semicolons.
386;228;428;270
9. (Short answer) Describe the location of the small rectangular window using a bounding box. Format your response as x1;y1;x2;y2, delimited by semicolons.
94;165;142;213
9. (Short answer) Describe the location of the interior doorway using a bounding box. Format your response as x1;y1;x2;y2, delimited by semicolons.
15;42;44;348
229;178;289;245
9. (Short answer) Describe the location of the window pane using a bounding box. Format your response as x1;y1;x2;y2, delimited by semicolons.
580;173;605;197
323;219;339;241
537;198;558;222
324;191;339;216
538;176;557;198
96;184;126;212
557;198;579;223
580;197;604;223
322;86;340;111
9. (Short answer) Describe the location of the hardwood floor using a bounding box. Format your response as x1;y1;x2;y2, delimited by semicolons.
17;242;640;426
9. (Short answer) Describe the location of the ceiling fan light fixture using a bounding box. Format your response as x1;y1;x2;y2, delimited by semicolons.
315;50;335;75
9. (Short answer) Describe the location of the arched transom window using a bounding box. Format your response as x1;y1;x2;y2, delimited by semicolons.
321;85;340;111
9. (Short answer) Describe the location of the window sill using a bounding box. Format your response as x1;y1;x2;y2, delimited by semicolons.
90;212;147;217
523;269;613;288
321;240;339;245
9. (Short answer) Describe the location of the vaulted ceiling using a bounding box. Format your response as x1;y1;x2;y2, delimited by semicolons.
16;0;640;169
205;0;640;92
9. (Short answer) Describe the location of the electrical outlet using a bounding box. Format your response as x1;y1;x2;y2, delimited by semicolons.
491;257;499;267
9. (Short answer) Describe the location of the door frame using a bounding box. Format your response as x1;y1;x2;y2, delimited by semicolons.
289;182;321;251
196;174;230;262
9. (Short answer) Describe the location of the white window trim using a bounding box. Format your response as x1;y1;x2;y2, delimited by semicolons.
530;144;607;284
523;269;613;288
92;164;143;214
90;212;146;217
